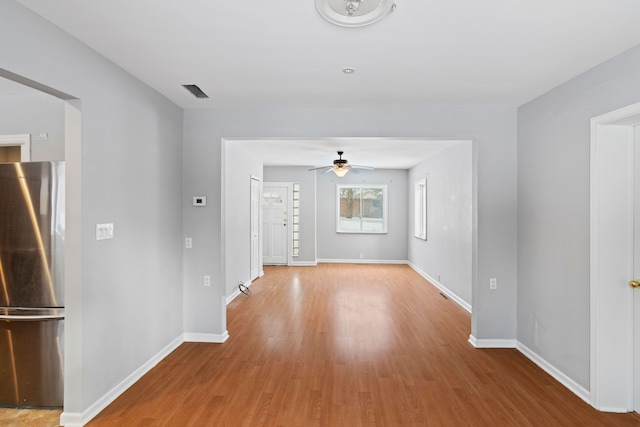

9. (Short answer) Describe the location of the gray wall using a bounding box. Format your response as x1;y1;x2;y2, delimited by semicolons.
517;44;640;389
0;89;65;161
263;166;317;264
223;141;262;298
2;0;184;416
316;168;408;261
183;105;517;342
408;141;473;305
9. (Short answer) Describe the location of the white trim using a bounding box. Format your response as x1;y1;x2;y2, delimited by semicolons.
317;258;408;265
408;262;471;313
516;341;591;405
414;178;427;240
59;412;82;427
184;331;229;343
590;102;640;412
290;260;318;267
468;335;516;348
0;134;31;161
61;335;183;426
250;175;262;282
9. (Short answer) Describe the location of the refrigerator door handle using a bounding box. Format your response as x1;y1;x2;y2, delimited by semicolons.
0;314;64;321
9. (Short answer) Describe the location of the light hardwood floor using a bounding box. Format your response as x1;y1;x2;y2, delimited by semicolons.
87;264;640;426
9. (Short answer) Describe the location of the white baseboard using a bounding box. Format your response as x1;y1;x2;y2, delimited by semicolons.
317;259;409;265
516;341;591;405
290;260;318;266
467;337;592;407
59;412;82;427
60;335;183;426
468;335;517;348
408;262;472;313
184;331;229;343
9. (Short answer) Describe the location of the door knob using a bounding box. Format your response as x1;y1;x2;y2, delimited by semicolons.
630;280;640;288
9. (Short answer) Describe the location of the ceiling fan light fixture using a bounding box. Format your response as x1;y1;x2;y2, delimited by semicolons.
308;151;373;177
316;0;396;27
332;166;350;178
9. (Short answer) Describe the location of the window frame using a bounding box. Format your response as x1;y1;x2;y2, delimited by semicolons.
336;184;388;234
414;178;427;240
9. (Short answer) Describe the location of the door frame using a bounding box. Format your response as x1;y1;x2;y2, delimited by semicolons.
263;182;293;266
0;134;31;161
250;175;263;280
590;101;640;412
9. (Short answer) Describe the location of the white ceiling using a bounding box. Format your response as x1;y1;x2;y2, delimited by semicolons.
232;138;467;169
10;0;640;169
15;0;640;110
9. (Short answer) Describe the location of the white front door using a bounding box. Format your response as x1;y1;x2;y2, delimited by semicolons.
263;183;290;265
250;176;261;280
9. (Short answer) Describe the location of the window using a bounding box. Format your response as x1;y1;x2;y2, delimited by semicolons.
336;185;387;233
292;183;300;256
414;179;427;240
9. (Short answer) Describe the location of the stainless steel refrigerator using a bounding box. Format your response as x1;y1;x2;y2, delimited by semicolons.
0;161;64;408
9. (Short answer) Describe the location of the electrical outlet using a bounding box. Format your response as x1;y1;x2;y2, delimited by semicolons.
360;253;364;259
489;278;497;290
185;237;192;248
204;275;211;287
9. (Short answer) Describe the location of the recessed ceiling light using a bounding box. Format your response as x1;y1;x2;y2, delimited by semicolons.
343;68;355;74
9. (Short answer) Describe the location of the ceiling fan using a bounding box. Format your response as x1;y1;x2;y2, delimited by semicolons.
308;151;374;178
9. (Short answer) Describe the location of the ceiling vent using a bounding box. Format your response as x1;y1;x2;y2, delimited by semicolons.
182;84;209;99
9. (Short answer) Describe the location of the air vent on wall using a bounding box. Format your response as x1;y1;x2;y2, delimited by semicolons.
182;84;209;99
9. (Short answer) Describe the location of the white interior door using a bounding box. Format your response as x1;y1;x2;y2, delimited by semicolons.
590;105;640;413
250;176;261;280
263;183;290;265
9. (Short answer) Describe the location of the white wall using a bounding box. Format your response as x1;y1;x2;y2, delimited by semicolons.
263;166;317;264
2;0;184;419
183;105;517;342
408;141;472;305
0;90;65;161
518;44;640;389
316;168;408;261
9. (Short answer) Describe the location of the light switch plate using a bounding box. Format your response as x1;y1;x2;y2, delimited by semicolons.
96;223;114;240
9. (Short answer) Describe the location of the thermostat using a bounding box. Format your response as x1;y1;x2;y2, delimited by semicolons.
193;196;207;206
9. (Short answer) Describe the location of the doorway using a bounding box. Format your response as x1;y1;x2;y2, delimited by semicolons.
0;134;30;162
262;182;292;265
590;102;640;413
250;176;262;280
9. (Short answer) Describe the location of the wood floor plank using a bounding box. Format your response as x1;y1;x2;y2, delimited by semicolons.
87;264;640;426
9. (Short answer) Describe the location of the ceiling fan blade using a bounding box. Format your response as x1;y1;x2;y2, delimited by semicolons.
308;166;332;171
321;168;335;174
350;165;374;170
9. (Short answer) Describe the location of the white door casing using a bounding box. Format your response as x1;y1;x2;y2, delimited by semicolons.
590;102;640;413
250;176;262;281
634;125;640;414
263;183;292;265
0;134;31;161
